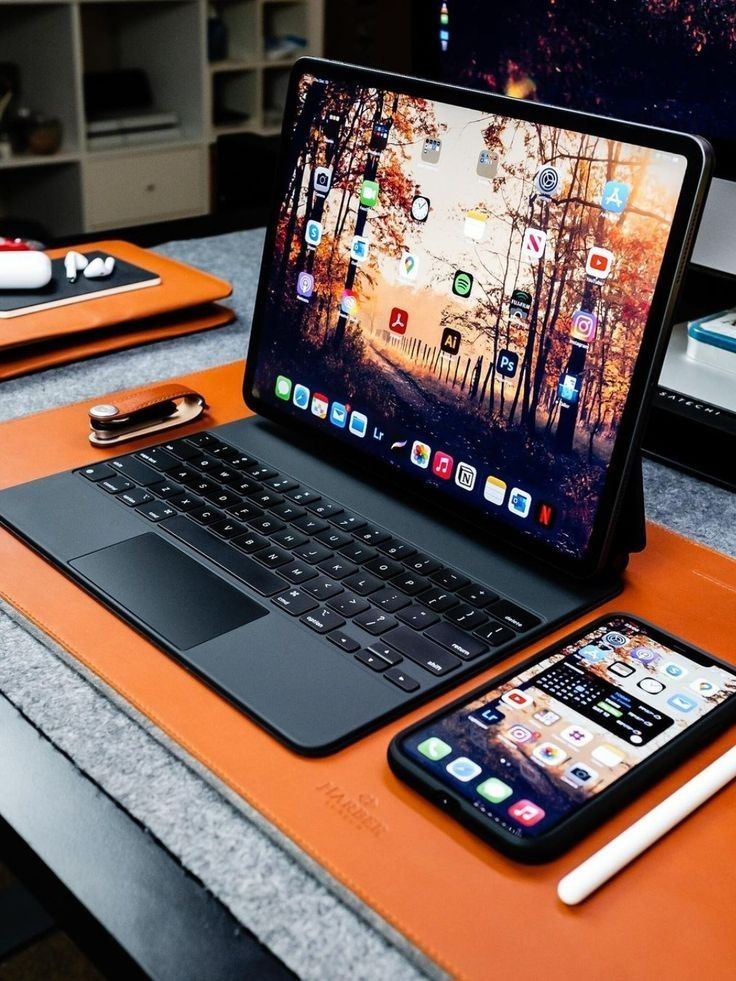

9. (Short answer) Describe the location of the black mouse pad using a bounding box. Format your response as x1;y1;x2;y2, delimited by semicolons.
0;250;161;318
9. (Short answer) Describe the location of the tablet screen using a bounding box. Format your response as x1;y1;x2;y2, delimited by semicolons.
249;66;690;566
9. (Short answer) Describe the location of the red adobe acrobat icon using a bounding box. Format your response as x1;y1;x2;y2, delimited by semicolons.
389;307;408;334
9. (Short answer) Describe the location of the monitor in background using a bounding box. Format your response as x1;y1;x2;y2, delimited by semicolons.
414;1;736;487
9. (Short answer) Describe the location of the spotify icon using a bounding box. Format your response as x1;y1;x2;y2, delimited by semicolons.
452;269;474;297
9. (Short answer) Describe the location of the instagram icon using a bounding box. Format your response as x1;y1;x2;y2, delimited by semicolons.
570;309;598;343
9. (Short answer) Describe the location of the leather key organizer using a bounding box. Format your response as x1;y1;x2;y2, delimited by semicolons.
88;383;207;446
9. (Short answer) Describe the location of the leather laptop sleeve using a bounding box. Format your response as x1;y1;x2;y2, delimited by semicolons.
0;242;234;380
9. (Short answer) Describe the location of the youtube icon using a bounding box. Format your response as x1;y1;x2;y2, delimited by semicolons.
586;247;614;279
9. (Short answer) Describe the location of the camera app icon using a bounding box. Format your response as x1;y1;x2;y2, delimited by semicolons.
313;166;333;194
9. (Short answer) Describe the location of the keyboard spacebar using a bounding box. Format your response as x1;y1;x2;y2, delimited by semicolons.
162;517;285;596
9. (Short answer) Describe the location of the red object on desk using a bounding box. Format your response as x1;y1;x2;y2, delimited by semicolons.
0;237;31;251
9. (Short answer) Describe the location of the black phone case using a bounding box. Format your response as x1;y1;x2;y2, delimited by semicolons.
388;612;736;862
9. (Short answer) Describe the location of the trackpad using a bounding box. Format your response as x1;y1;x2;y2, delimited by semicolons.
70;534;268;650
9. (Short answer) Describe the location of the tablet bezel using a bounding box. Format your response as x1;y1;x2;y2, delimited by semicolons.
243;57;712;578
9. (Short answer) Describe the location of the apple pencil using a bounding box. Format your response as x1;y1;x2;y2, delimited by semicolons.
558;744;736;906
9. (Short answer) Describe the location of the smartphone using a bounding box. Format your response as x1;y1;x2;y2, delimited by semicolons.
388;614;736;861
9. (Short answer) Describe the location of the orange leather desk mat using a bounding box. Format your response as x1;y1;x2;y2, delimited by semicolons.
1;361;734;980
0;242;234;381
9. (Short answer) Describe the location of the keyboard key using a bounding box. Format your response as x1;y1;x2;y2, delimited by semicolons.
327;593;370;617
378;539;416;561
254;546;292;569
245;464;278;481
191;455;217;472
457;583;497;608
292;515;328;535
136;500;177;522
190;505;224;525
316;528;352;549
232;477;262;497
328;630;361;654
342;571;382;596
220;448;255;469
108;457;160;486
280;561;318;584
251;490;284;510
161;439;199;461
300;607;346;634
385;627;460;676
473;621;515;647
331;512;367;532
418;587;458;613
272;589;318;617
316;557;358;580
186;432;220;449
432;569;469;591
151;480;181;499
302;577;343;600
119;487;154;507
339;542;377;564
396;606;440;630
392;572;430;596
99;475;134;495
271;528;308;549
446;606;489;631
265;476;299;493
425;622;488;661
135;448;178;472
171;466;199;487
227;502;264;522
355;525;391;546
248;515;286;535
211;467;239;485
353;610;397;635
367;643;402;667
371;587;411;613
163;517;284;596
190;476;220;498
364;556;403;580
487;599;541;632
287;487;320;505
272;502;306;521
308;499;344;519
384;667;420;693
404;553;442;576
204;487;242;509
355;649;389;672
293;543;333;565
233;531;268;554
79;463;115;482
210;518;245;540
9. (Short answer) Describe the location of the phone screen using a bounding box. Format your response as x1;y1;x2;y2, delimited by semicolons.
401;618;736;838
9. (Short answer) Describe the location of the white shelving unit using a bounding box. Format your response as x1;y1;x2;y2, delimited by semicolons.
0;0;323;235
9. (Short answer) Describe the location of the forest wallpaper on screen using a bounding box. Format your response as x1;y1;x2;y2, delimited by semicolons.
253;74;685;559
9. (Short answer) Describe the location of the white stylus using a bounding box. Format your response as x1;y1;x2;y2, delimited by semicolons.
558;744;736;905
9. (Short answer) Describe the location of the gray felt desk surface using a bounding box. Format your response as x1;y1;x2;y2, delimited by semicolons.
0;229;734;980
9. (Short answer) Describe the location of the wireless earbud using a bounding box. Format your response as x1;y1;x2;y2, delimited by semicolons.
84;256;116;279
64;250;88;283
